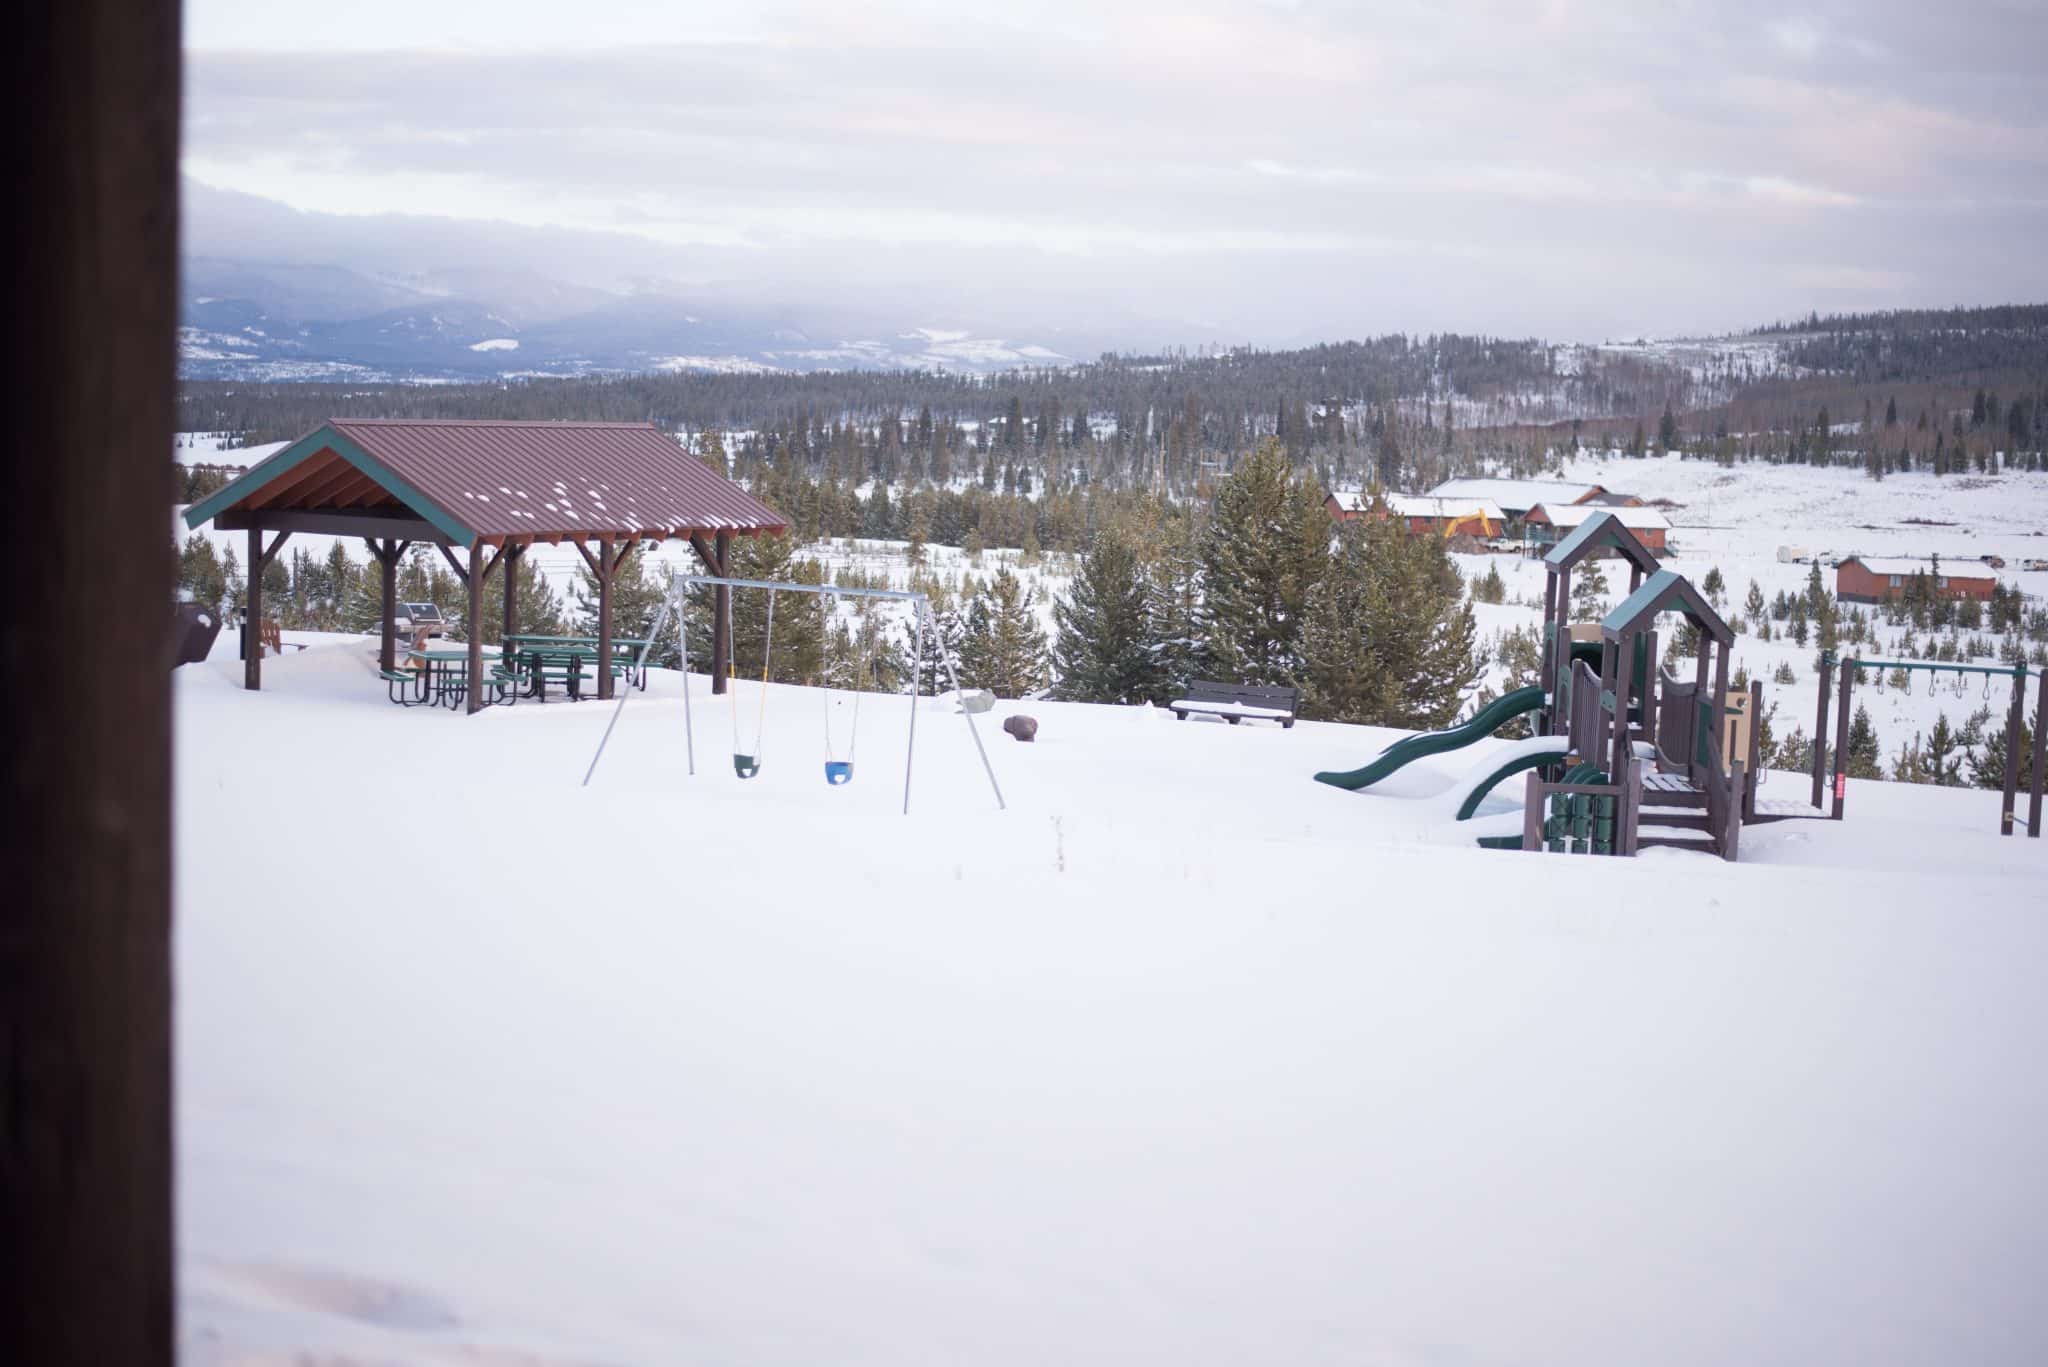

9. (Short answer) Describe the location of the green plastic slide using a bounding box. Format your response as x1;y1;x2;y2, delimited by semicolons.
1312;685;1547;792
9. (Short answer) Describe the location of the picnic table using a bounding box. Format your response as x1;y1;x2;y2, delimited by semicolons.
405;646;503;710
503;634;652;701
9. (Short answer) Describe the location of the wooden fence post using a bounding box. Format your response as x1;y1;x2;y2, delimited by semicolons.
2030;666;2045;838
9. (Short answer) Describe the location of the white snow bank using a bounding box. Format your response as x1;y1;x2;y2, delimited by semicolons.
176;639;2048;1365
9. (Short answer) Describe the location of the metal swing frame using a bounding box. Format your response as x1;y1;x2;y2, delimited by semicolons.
582;571;1006;815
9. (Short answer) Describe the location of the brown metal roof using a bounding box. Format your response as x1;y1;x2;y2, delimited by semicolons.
331;419;786;544
188;418;786;546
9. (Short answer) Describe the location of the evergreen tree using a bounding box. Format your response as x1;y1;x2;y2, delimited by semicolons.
1198;439;1329;685
1143;523;1207;701
1744;579;1767;625
1923;712;1965;786
177;533;230;613
904;589;966;696
1300;517;1480;727
1701;565;1725;606
1051;526;1159;703
571;546;670;645
1845;703;1884;779
958;568;1050;698
1570;556;1611;622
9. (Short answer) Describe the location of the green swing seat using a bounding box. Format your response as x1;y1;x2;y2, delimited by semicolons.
733;753;761;779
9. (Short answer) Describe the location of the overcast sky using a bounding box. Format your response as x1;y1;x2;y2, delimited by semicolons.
182;0;2048;344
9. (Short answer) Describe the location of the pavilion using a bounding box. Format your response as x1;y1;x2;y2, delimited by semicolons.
182;419;787;713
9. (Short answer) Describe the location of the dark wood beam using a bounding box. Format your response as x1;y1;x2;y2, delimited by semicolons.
246;527;265;691
3;2;181;1357
466;543;487;715
597;534;615;700
438;543;471;586
217;508;448;542
609;538;635;575
502;542;523;646
572;539;600;575
256;530;292;570
712;528;733;696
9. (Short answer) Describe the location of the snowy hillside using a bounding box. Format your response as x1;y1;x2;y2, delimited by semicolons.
176;632;2048;1365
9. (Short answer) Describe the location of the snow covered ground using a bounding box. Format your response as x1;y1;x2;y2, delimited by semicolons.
178;632;2048;1365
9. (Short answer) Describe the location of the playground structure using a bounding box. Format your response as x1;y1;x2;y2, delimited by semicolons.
582;570;1006;815
1810;652;2045;838
1316;511;1806;859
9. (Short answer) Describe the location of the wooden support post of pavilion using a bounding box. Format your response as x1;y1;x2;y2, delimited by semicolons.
243;527;291;690
501;542;523;647
690;529;736;695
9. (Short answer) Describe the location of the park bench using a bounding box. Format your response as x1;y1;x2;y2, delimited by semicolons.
1170;681;1300;728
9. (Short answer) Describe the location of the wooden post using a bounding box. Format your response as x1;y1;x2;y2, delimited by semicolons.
1831;656;1853;819
368;538;399;673
242;529;289;690
596;534;616;701
466;542;486;716
1709;635;1731;774
713;528;734;696
2028;665;2045;838
501;542;522;648
4;0;178;1355
1744;679;1763;822
245;525;263;690
1812;653;1833;811
1522;772;1544;852
2000;668;2024;836
1539;570;1559;735
1608;636;1633;784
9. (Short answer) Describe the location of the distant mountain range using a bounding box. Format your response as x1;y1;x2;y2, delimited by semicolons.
179;257;1085;380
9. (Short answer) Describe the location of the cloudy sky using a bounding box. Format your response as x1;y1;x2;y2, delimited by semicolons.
183;0;2048;344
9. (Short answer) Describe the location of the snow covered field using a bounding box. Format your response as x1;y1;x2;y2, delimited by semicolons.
178;631;2048;1365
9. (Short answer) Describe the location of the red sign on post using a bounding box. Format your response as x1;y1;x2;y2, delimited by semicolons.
1834;773;1847;800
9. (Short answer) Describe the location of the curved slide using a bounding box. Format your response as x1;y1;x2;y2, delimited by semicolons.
1434;734;1572;820
1313;685;1547;792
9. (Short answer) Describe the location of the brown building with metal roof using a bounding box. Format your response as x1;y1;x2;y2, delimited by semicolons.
185;419;787;711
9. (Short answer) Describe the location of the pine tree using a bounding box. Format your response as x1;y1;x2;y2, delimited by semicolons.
958;568;1050;698
1051;526;1159;703
1300;517;1480;727
1845;704;1883;779
1143;523;1207;702
1744;579;1767;624
1701;565;1725;606
903;590;966;696
1924;712;1965;786
571;546;670;645
1198;439;1329;685
1471;561;1507;604
1570;556;1611;622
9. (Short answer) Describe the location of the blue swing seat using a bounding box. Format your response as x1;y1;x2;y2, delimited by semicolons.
824;760;853;786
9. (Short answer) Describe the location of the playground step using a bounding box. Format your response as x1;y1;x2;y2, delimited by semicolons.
1637;834;1720;853
1638;811;1714;832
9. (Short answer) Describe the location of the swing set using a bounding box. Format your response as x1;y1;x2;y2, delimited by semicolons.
1812;651;2045;836
582;570;1005;815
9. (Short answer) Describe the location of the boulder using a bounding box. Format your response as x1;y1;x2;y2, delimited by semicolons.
958;689;996;714
1003;714;1038;743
